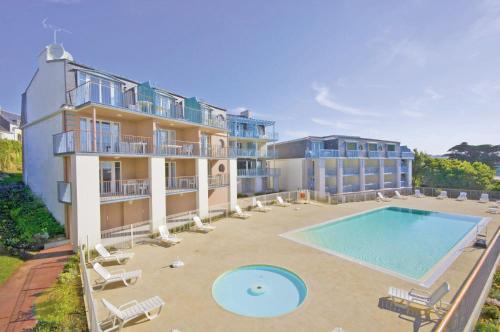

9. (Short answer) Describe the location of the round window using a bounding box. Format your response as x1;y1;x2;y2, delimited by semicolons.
219;164;225;172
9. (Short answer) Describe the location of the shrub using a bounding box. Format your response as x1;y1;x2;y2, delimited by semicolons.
0;139;22;172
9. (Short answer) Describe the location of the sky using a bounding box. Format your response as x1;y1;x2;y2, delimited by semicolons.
0;0;499;154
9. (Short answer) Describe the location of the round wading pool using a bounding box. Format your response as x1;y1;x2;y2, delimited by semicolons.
212;265;307;318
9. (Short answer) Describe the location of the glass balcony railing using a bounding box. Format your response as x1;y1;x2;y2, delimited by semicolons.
306;149;340;158
230;130;279;140
368;151;384;158
230;149;278;158
100;179;150;201
343;168;360;176
401;165;409;173
325;169;337;177
387;151;398;158
401;151;415;159
346;150;360;158
364;167;378;175
208;174;229;188
384;167;397;173
237;168;280;177
66;81;228;130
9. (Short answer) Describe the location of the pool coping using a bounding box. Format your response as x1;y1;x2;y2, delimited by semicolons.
279;205;491;288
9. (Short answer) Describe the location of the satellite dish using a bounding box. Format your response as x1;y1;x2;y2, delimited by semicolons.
47;44;65;59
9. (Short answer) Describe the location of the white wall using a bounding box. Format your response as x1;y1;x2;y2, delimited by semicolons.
229;159;237;210
196;158;209;217
274;159;304;191
23;114;65;224
149;157;166;231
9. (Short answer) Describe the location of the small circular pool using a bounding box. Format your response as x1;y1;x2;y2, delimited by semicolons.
212;265;307;318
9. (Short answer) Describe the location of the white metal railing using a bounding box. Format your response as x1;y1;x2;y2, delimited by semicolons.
384;167;397;173
100;179;150;200
206;146;231;158
346;150;361;158
100;220;151;249
387;151;398;158
414;187;500;200
365;167;378;175
79;246;101;332
325;169;337;177
208;174;229;188
166;176;198;192
328;187;413;204
306;149;340;158
156;140;200;157
53;130;154;155
343;167;360;176
401;165;409;173
231;149;278;158
230;130;279;140
237;190;302;209
368;151;384;158
401;151;415;159
237;168;281;177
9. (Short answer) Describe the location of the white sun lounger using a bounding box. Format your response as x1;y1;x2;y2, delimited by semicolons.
377;192;391;202
93;262;141;290
100;296;165;331
255;200;271;212
94;244;134;265
479;193;489;203
388;282;450;316
158;225;182;245
414;189;425;198
394;191;408;200
456;192;467;201
234;205;251;219
276;196;291;207
487;206;500;214
437;191;448;199
192;215;215;232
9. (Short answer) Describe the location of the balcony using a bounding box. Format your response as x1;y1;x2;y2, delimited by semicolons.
208;174;229;188
205;146;231;159
346;150;360;158
384;167;397;174
57;181;71;203
166;176;198;195
306;149;340;158
387;151;398;158
231;149;278;159
156;140;200;158
364;167;378;175
343;168;360;176
343;184;361;192
230;130;279;141
365;183;378;190
53;130;153;155
325;169;337;177
237;168;280;177
368;151;384;158
401;151;415;159
401;165;409;173
66;81;228;130
100;179;150;203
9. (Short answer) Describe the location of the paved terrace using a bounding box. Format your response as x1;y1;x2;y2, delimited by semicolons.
88;198;500;332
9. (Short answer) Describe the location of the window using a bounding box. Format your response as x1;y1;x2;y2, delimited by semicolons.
368;143;378;151
387;144;396;152
346;142;357;151
77;71;123;107
219;164;225;172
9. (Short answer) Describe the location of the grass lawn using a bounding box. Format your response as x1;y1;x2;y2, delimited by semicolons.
33;255;87;331
0;255;23;285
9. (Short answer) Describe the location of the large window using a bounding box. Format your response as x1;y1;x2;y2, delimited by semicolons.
77;71;123;107
346;142;358;151
387;144;396;152
80;118;120;152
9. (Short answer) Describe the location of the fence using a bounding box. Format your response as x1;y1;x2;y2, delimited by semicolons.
414;187;500;201
79;245;101;332
99;220;151;250
237;190;302;209
435;227;500;332
325;187;413;204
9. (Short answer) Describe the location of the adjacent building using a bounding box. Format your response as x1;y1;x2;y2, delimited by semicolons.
228;110;279;195
21;44;237;248
0;107;22;141
274;135;414;196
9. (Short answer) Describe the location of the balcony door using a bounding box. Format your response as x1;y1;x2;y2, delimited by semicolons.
165;162;176;188
77;71;123;107
80;118;120;153
100;161;121;194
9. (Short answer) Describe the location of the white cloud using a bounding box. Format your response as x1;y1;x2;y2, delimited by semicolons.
468;0;500;39
401;109;424;118
424;87;444;100
311;117;352;129
368;38;429;67
400;86;444;118
313;84;383;117
469;81;500;103
282;130;310;139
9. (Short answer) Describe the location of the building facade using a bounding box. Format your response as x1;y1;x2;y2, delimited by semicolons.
0;108;22;141
274;135;414;196
228;110;279;195
21;44;237;248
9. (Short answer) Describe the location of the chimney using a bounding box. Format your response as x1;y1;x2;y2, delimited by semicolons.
240;109;252;118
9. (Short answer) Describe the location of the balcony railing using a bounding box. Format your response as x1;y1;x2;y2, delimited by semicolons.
66;81;228;130
346;150;360;158
100;179;150;201
343;168;360;176
57;181;71;203
401;151;415;159
401;165;409;173
325;169;337;177
384;167;397;173
237;168;281;177
230;130;279;140
208;174;229;188
230;149;278;158
387;151;398;158
343;184;361;192
156;140;200;157
53;130;154;155
364;167;378;175
368;151;383;158
205;146;231;159
166;176;197;193
306;149;340;158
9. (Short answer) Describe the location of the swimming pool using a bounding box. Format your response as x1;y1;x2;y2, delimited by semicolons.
281;207;488;286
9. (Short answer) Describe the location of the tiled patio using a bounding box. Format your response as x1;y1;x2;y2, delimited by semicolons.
87;198;500;331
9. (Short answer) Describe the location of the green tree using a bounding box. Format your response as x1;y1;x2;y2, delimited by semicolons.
445;142;500;168
0;139;22;172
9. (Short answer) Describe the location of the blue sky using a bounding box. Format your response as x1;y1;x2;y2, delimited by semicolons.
0;0;499;154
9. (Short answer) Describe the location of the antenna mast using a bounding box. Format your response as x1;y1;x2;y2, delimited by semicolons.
42;18;71;44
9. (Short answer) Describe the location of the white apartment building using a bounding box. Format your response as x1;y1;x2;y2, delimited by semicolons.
274;135;414;196
21;44;237;249
0;108;22;141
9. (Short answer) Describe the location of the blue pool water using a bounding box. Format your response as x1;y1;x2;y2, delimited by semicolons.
212;265;307;317
284;207;483;281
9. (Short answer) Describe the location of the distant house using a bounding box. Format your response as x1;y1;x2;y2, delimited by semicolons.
0;108;22;141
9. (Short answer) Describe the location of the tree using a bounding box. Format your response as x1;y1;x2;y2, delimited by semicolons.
445;142;500;168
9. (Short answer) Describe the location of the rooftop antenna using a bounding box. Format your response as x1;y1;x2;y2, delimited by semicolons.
42;18;71;44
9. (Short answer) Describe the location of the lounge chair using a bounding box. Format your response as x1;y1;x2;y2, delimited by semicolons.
479;193;489;203
94;244;134;265
158;225;182;245
437;191;448;200
234;205;251;219
394;191;408;200
276;196;291;207
388;282;450;316
93;262;141;290
415;189;425;198
100;296;165;331
192;216;215;232
487;206;500;214
255;200;271;212
377;192;391;202
457;192;467;201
